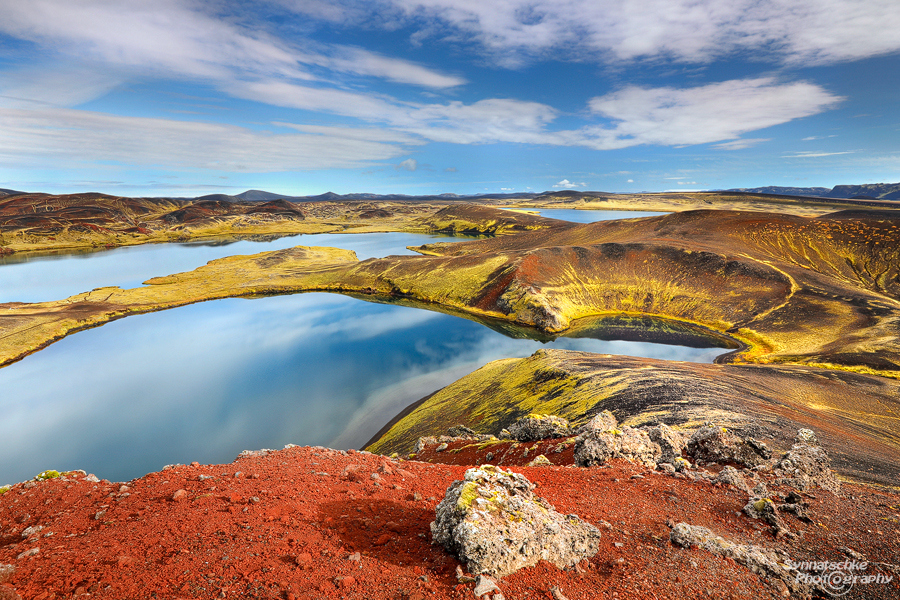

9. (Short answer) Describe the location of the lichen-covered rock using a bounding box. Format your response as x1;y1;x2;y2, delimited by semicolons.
645;423;687;464
685;424;769;468
574;426;660;467
743;497;786;533
773;429;841;495
507;414;572;441
669;523;811;597
447;425;478;438
525;454;553;467
430;465;600;578
577;410;618;434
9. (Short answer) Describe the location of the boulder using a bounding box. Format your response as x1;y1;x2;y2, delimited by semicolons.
431;466;600;578
716;466;750;492
685;424;769;468
507;414;572;441
574;426;660;467
773;429;841;494
645;423;687;464
576;410;618;434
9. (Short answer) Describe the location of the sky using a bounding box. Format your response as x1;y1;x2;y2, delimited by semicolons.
0;0;899;197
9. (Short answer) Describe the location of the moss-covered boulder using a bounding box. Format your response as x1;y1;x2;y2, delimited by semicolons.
430;465;600;578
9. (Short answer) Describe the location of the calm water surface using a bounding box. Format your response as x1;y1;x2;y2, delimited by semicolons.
1;209;724;484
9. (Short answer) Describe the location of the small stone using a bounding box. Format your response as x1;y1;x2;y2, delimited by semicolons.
171;489;188;502
20;525;43;538
334;575;355;588
116;555;133;568
435;443;448;452
118;485;130;493
348;552;361;562
0;585;22;600
94;510;107;520
525;454;553;467
190;461;200;467
473;575;500;597
249;496;260;504
549;586;570;600
0;564;14;584
15;548;39;559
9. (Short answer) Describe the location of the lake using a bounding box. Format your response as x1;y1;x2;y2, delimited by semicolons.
0;209;726;485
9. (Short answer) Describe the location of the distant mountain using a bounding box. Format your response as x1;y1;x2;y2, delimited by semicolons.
197;190;541;203
0;188;25;197
726;186;832;197
194;193;247;202
728;183;900;200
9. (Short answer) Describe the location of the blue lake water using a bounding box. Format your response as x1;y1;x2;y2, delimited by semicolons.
515;208;667;223
0;209;727;485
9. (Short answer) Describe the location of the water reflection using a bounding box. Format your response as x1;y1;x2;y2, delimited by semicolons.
0;232;468;303
0;292;725;484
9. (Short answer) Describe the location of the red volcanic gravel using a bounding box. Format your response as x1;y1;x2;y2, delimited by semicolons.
1;445;898;600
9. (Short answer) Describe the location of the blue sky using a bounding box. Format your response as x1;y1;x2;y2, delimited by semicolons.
1;0;898;197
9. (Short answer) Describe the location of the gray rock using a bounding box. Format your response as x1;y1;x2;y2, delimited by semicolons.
507;414;572;441
574;426;660;467
773;430;841;495
716;466;750;492
473;575;500;597
447;425;478;438
743;497;788;534
685;424;769;468
645;423;687;464
577;410;618;434
431;465;600;578
669;523;811;596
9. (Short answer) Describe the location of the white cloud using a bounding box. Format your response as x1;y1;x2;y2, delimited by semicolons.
553;179;581;188
396;158;418;171
0;0;463;113
382;0;900;67
712;138;771;150
627;179;634;182
313;46;465;88
0;108;412;171
781;150;856;158
579;78;842;150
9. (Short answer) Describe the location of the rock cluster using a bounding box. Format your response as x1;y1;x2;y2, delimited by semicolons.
574;426;660;468
773;429;841;494
431;465;600;578
506;414;572;441
669;523;811;597
685;424;770;468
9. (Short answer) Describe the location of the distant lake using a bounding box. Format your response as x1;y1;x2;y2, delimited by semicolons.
0;209;727;485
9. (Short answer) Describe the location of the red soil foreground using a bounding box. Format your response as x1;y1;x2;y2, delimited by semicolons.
1;445;898;600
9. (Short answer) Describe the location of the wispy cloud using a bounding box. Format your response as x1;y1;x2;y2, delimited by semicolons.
0;108;412;171
781;150;856;158
379;0;900;66
396;158;418;171
712;138;771;150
